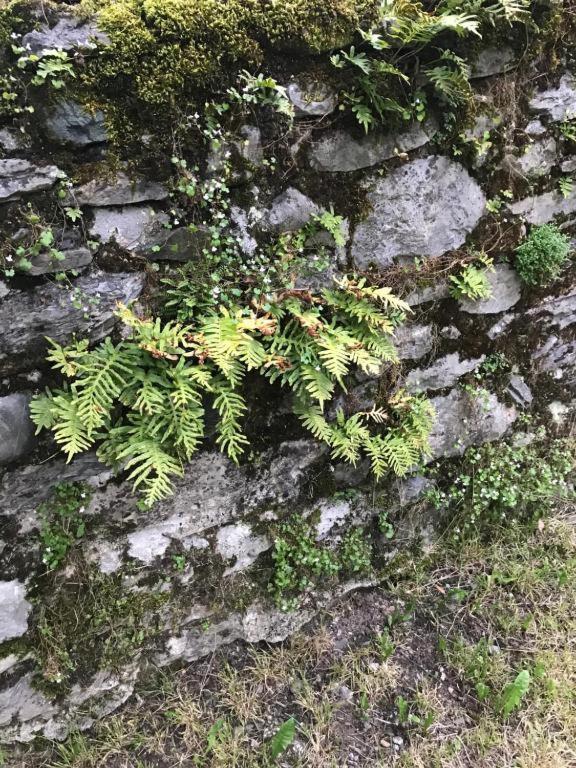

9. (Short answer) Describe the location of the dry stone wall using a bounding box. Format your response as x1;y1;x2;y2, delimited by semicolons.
0;2;575;744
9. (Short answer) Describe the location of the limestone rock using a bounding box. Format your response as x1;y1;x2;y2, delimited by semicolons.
533;335;576;385
27;247;93;276
0;580;31;641
393;324;435;361
287;80;337;117
471;47;515;79
0;128;29;152
159;588;363;666
44;101;107;147
0;655;20;675
406;353;484;392
147;225;212;262
0;674;57;740
509;187;576;224
22;15;109;55
0;394;35;465
90;206;166;251
308;121;435;172
529;73;576;122
428;389;517;460
0;667;136;744
73;173;168;207
122;441;325;565
86;540;123;575
561;157;576;173
526;288;576;330
524;119;547;137
459;264;521;315
0;159;64;202
315;500;354;539
236;125;264;167
488;313;516;339
405;282;450;306
230;206;259;255
515;137;557;178
0;453;108;523
215;523;271;575
506;374;533;407
0;272;145;374
261;187;319;232
352;156;485;268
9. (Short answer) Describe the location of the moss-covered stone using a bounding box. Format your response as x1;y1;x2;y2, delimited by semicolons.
75;0;378;150
29;560;170;698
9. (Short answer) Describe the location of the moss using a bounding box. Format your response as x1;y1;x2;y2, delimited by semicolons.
75;0;378;150
28;560;170;698
0;1;26;50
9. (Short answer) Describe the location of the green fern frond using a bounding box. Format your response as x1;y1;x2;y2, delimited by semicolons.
72;338;135;436
425;62;473;107
167;406;205;460
364;434;388;480
381;433;419;476
115;437;184;506
213;382;249;462
50;393;94;461
29;391;57;432
45;338;90;378
129;369;167;415
346;345;383;376
316;330;353;382
299;365;336;407
117;305;193;356
295;401;334;443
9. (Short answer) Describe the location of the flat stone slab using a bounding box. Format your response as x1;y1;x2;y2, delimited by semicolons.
393;324;435;361
308;121;435;172
26;247;93;276
44;101;107;147
261;187;320;232
515;137;557;178
0;394;35;465
73;173;168;207
22;15;109;54
428;388;517;460
0;159;64;202
509;187;576;224
0;580;31;642
0;272;145;374
406;353;485;392
529;73;576;122
90;206;166;251
352;156;486;268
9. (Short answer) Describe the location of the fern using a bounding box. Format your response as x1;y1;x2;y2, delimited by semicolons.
425;52;473;107
331;0;530;131
49;393;94;461
212;381;249;462
449;261;493;301
73;339;135;436
118;437;184;506
268;718;296;760
32;277;435;505
29;391;58;432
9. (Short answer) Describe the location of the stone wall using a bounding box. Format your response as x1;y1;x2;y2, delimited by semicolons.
1;1;575;744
